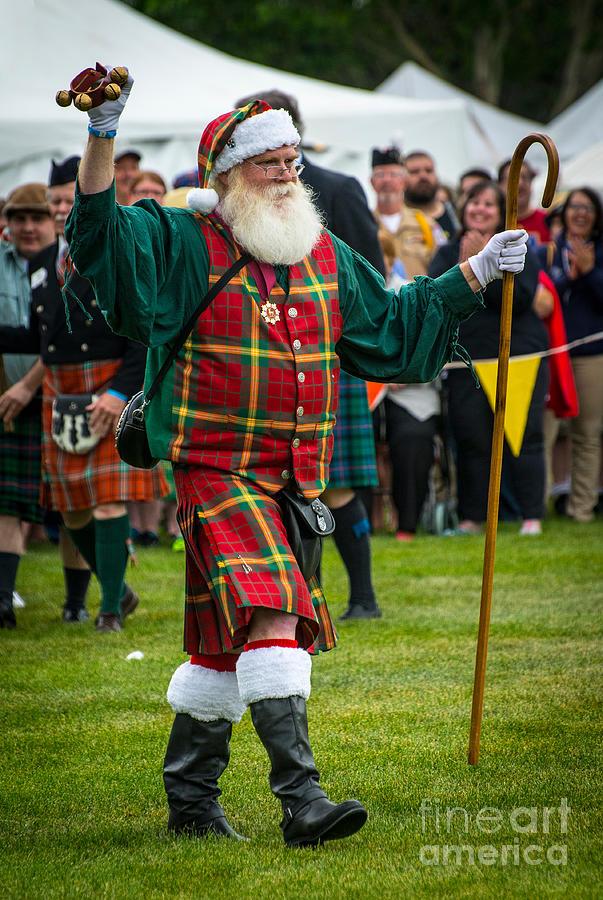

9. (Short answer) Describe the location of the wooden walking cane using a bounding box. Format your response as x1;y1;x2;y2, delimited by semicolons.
467;134;559;766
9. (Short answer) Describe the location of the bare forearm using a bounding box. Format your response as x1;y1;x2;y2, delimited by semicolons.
78;134;115;195
22;358;45;393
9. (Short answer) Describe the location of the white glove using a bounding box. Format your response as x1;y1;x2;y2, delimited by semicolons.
467;229;529;288
87;67;133;138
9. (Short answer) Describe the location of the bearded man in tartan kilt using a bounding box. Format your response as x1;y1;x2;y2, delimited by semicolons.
65;66;529;848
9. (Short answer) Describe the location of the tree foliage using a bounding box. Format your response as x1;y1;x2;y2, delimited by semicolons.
124;0;603;120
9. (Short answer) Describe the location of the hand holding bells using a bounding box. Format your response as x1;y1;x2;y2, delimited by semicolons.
56;63;128;112
56;63;133;138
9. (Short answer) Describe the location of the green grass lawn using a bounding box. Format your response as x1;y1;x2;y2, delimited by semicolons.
1;516;601;899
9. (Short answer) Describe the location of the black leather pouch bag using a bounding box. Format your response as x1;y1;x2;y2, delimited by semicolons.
115;391;158;469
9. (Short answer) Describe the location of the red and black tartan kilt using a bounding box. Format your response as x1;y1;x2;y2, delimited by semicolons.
42;361;168;511
0;398;44;523
174;466;338;656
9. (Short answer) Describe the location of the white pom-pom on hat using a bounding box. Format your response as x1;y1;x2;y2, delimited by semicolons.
187;187;219;213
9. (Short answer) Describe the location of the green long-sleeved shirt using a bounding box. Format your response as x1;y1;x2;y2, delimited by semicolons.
66;183;481;459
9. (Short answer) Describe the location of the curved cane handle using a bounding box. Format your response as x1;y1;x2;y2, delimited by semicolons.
504;133;559;230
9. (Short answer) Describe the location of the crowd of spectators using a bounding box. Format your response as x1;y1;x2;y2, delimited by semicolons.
1;119;601;631
369;148;602;538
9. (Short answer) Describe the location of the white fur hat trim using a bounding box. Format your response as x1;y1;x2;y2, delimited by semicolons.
236;646;311;706
213;109;300;175
187;187;219;214
167;661;246;723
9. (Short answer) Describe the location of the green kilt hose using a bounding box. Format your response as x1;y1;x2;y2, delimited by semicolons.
0;397;44;523
42;359;168;511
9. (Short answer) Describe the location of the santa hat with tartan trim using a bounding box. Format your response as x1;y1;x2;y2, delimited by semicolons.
187;100;301;214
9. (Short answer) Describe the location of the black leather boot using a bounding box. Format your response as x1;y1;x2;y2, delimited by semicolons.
163;713;247;840
250;696;367;847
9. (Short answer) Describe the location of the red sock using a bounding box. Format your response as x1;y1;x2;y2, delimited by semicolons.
190;652;238;672
243;638;298;652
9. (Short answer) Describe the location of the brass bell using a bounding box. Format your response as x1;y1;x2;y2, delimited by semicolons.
110;66;128;86
104;82;121;101
74;93;93;112
55;90;72;108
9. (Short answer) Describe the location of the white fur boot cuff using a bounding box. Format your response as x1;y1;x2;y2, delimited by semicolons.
166;661;246;723
236;646;312;706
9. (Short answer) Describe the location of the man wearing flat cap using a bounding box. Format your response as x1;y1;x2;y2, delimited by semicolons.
61;66;529;847
0;184;55;628
0;157;168;630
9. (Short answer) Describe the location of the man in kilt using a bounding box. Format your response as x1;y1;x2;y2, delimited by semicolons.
0;157;168;631
0;184;55;628
63;67;528;847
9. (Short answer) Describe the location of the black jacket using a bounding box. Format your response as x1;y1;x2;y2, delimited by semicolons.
301;157;385;276
0;241;146;398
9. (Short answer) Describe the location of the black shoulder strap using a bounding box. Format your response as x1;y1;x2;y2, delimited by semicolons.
145;252;251;402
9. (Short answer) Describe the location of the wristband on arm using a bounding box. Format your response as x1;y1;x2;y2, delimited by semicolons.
88;124;117;139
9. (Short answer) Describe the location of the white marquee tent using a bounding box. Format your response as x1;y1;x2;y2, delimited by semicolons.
547;78;603;163
378;61;603;198
546;78;603;194
4;0;498;198
555;140;603;195
377;61;550;178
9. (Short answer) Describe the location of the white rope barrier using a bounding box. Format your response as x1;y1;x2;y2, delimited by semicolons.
444;330;603;370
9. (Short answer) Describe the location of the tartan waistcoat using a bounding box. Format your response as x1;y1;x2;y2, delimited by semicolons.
168;217;343;497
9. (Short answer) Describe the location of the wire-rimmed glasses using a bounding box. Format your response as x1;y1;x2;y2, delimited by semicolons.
249;161;305;179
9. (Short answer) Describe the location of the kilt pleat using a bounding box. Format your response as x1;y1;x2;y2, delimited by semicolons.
174;466;337;656
0;399;44;523
42;361;167;511
327;370;378;488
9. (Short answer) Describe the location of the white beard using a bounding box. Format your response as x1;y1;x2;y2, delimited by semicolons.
217;167;324;265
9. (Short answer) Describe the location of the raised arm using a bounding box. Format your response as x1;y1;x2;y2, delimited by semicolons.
79;134;116;195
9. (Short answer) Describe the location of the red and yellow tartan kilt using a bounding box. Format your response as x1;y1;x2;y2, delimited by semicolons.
174;466;337;656
42;361;168;511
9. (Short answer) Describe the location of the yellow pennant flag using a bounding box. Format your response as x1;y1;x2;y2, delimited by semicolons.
474;356;541;456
